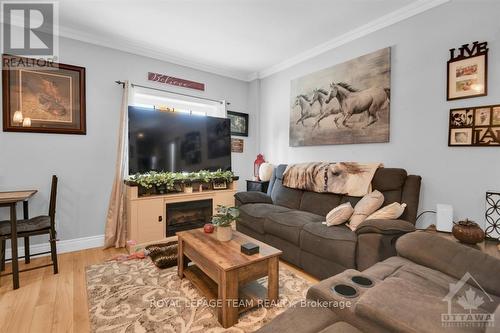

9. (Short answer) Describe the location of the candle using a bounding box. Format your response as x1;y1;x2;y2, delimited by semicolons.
13;110;23;123
22;117;32;127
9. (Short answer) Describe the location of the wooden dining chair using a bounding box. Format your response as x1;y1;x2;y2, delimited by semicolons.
0;175;59;274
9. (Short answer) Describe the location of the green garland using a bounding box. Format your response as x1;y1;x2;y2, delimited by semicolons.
127;170;234;190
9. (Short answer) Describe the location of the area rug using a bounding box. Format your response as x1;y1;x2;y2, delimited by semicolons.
86;259;312;332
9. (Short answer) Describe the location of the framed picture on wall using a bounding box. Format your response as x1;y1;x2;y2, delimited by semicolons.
227;111;248;137
290;47;390;146
447;42;488;101
448;105;500;146
2;54;86;134
231;138;244;153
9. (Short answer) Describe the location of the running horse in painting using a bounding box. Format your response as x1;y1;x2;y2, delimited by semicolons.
329;82;390;128
309;88;342;129
294;94;320;126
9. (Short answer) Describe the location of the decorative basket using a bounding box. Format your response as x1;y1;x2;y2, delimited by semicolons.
452;219;485;244
145;241;178;269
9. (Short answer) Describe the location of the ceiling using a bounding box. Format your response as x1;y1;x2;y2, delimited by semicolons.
53;0;447;80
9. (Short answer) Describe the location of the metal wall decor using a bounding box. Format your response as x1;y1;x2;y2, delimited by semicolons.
485;192;500;241
448;104;500;146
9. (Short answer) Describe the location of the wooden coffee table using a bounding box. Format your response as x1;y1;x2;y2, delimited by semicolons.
177;228;282;328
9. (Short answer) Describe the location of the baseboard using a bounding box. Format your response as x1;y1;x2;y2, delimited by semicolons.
4;234;105;260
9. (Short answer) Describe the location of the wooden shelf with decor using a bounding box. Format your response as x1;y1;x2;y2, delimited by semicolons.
125;179;238;253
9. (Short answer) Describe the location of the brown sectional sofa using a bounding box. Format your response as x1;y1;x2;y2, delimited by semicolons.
235;164;421;279
256;232;500;333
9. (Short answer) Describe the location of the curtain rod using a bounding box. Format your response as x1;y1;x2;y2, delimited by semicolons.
115;80;227;105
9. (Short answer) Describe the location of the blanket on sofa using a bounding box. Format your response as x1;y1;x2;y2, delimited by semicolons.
282;162;382;197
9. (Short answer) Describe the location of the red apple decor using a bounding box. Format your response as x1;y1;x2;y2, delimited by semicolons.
204;223;215;233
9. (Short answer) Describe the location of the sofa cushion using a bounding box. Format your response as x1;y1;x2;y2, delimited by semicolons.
356;276;491;333
234;191;273;205
366;202;406;220
363;256;458;294
254;303;340;333
270;181;304;209
325;203;354;226
238;203;291;234
299;191;343;216
397;232;500;297
361;256;413;278
348;190;384;231
371;168;407;191
264;210;324;245
318;322;362;333
300;223;357;268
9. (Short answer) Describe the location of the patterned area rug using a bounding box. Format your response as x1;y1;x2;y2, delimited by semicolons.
86;259;312;332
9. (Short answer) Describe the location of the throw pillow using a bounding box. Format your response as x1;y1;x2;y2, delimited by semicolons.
323;203;354;226
366;202;407;220
348;190;384;231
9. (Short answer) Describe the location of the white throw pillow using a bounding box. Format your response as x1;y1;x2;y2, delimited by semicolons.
348;190;384;231
367;202;407;220
323;203;354;226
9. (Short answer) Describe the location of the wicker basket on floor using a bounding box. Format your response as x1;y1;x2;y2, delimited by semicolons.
145;241;178;269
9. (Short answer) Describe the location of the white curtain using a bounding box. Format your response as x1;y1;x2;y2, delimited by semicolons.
104;81;130;248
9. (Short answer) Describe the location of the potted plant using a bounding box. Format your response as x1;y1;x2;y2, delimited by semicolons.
211;205;239;241
183;179;193;193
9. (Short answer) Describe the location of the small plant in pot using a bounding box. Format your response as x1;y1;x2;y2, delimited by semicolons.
211;205;239;241
183;179;193;193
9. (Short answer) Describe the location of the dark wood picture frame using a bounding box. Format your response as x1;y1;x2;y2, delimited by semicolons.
227;111;248;137
448;104;500;146
231;138;244;153
2;54;86;134
447;42;488;101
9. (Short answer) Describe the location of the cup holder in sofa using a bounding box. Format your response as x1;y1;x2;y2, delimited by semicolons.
351;275;374;288
331;284;358;298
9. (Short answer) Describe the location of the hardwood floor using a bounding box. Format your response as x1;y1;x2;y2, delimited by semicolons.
0;247;318;333
0;247;123;333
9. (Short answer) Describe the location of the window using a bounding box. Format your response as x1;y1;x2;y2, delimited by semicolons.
131;86;226;118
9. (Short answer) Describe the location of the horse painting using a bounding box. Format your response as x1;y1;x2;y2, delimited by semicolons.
309;88;342;129
329;82;390;128
289;47;391;146
294;94;319;125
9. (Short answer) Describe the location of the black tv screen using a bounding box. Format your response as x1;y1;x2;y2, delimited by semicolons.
128;106;231;174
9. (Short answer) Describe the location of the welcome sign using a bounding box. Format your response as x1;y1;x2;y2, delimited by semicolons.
148;72;205;91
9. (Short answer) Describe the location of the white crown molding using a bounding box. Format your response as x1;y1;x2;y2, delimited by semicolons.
56;25;251;81
2;0;449;82
4;234;104;260
0;16;250;81
252;0;450;80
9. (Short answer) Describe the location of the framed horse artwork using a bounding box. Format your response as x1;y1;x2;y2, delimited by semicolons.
290;47;390;146
2;54;86;134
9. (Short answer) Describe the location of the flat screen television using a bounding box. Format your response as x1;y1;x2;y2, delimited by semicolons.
128;106;231;174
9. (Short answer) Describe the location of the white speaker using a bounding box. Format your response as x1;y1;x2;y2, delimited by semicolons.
436;204;454;232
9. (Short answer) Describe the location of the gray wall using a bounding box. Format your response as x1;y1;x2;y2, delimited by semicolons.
0;37;255;243
257;1;500;229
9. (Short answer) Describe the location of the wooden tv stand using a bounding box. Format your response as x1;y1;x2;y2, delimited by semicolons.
125;181;238;253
